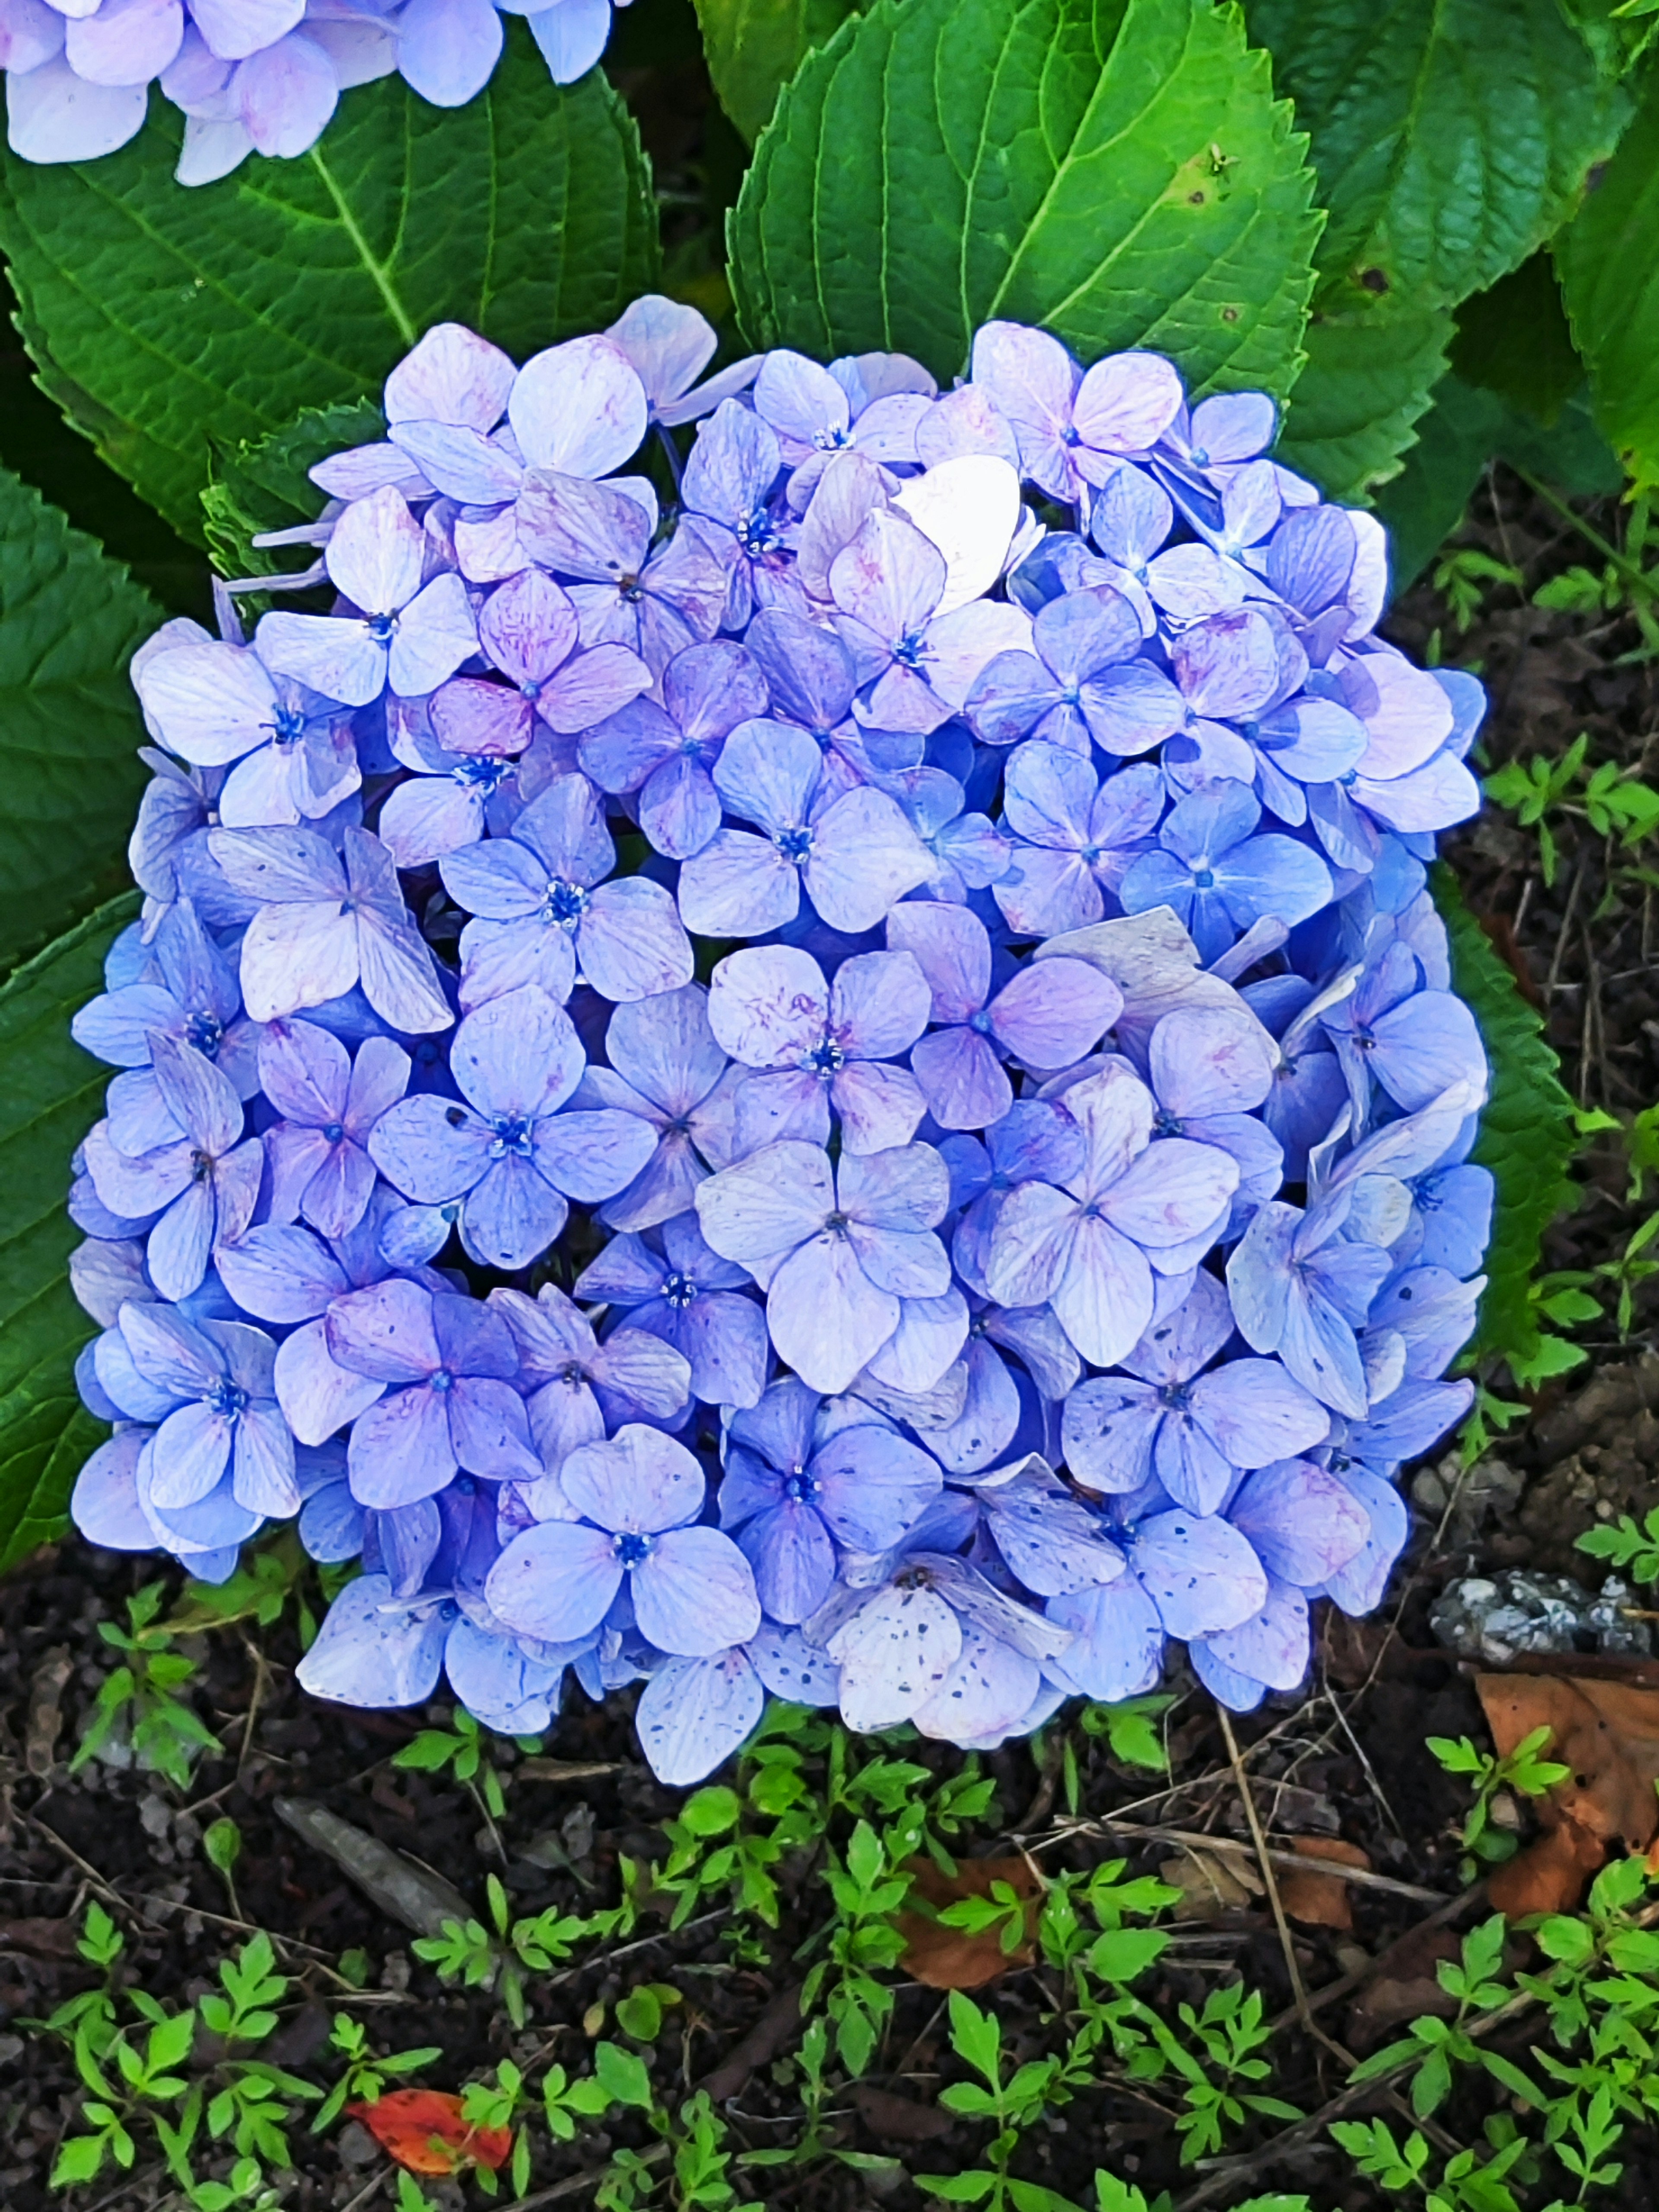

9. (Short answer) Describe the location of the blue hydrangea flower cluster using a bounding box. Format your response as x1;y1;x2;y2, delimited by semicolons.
2;0;627;181
67;300;1494;1783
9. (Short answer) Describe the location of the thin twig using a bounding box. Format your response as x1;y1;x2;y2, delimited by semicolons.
1030;1817;1444;1904
1218;1710;1319;2050
502;2142;670;2210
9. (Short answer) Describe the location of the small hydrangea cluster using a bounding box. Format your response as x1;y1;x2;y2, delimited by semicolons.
67;298;1494;1783
2;0;628;181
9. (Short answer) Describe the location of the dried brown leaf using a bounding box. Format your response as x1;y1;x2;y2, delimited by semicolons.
893;1855;1040;1989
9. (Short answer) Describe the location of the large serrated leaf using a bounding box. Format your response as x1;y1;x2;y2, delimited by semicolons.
1557;71;1659;494
201;400;386;586
729;0;1322;396
1274;279;1451;501
0;31;659;543
0;465;159;974
693;0;864;142
1246;0;1627;307
0;893;138;1574
1432;862;1577;1376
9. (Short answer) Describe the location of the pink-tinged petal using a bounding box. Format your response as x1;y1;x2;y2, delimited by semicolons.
448;1375;538;1481
1318;1467;1408;1615
1101;1136;1237;1249
911;1026;1011;1132
563;1423;705;1533
134;639;276;766
707;944;828;1068
633;1525;762;1656
1228;1458;1369;1586
832;1062;928;1154
73;1431;154;1553
238;902;356;1023
1071;351;1183;464
0;0;65;73
828;1583;961;1730
510;334;648;478
274;1318;385;1445
538;641;653;736
830;949;931;1060
731;1067;829;1154
452;984;583;1119
258;1017;348;1124
830;508;946;644
217;1224;349;1323
923;601;1034;712
377;774;483;867
766;1233;898;1395
695;1140;832;1285
983;1179;1077;1309
385;321;515;431
347;1381;456;1506
429;676;533;758
388;571;478;697
1150;1004;1274;1117
1130;1509;1267;1638
1192;1360;1328;1471
1348;651;1455;778
989;958;1121;1068
64;0;180;86
968;321;1080;499
233;1403;300;1518
1047;1575;1164;1701
1051;1213;1154;1368
604;980;725;1115
532;1107;656;1202
678;829;798;938
326;1278;441;1384
296;1576;449;1708
487;1520;623;1643
477;564;578;686
1065;1062;1155;1194
754;347;850;448
5;55;146;161
1196;1576;1309;1692
265;1122;334;1221
886;902;989;1025
608;293;718;416
578;877;694;1002
459;915;577;1010
805;787;930;932
368;1093;493;1203
353;912;454;1036
232;25;336;154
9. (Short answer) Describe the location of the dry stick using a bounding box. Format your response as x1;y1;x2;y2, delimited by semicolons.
504;2143;671;2212
1038;1817;1443;1905
1217;1710;1318;2049
1546;862;1585;1000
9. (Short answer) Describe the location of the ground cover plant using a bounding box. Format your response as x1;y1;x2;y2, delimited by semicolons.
5;0;1659;2204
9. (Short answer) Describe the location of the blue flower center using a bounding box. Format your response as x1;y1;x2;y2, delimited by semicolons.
661;1271;697;1309
454;756;512;795
969;1010;994;1035
813;425;854;451
1192;867;1215;890
784;1471;821;1504
892;632;929;672
367;613;397;644
1340;769;1358;788
741;511;780;557
615;1531;653;1568
184;1011;223;1057
322;1121;345;1144
775;826;815;864
430;1368;454;1393
1158;1382;1194;1411
272;704;306;747
489;1116;535;1157
808;1037;845;1076
825;1211;850;1236
1154;1109;1184;1138
1191;446;1210;467
207;1380;248;1419
544;878;589;928
1081;843;1102;864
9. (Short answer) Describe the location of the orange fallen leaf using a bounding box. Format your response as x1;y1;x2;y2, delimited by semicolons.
1278;1837;1370;1931
1477;1672;1659;1916
893;1855;1042;1988
347;2091;512;2176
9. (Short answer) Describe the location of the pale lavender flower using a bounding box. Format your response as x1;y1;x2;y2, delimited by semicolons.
99;1300;296;1518
992;747;1165;938
578;640;769;860
1061;1271;1328;1515
208;822;452;1032
636;1647;766;1785
257;486;476;708
707;942;931;1155
489;1282;692;1491
1320;940;1487;1120
572;983;739;1232
752;348;930;503
575;1212;769;1409
1126;1508;1268;1639
486;1424;760;1655
366;984;655;1270
944;1102;1087;1299
887;904;1122;1129
969;322;1183;503
606;295;759;428
676;717;931;938
1120;781;1333;964
434;566;652;756
294;1575;456;1709
1226;1189;1391;1420
984;1062;1239;1369
966;584;1183;756
258;1020;410;1239
718;1377;943;1622
322;1278;538;1507
440;772;694;1007
696;1138;951;1395
81;1036;260;1300
133;635;359;827
514;473;734;672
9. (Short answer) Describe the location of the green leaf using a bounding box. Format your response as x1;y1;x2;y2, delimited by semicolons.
1245;0;1627;305
1558;70;1659;491
0;891;138;1570
201;401;386;588
693;0;864;142
592;2041;653;2110
1275;279;1452;500
1431;861;1578;1376
1451;252;1584;429
0;466;159;971
0;29;659;541
730;0;1322;394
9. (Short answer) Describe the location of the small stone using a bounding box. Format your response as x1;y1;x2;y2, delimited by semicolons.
139;1795;171;1841
1429;1568;1653;1662
336;2122;379;2168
